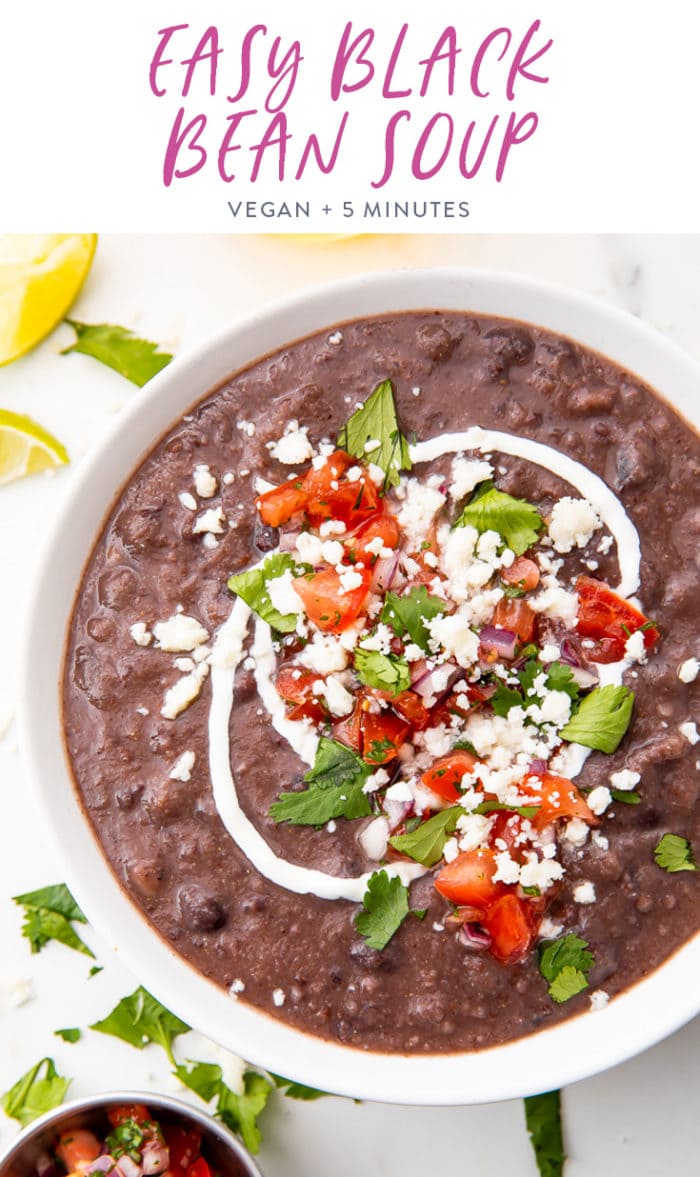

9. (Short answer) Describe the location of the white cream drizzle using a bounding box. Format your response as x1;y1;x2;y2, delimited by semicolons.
208;430;643;904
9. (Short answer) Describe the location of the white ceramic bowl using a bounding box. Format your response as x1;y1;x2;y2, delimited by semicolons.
18;268;700;1106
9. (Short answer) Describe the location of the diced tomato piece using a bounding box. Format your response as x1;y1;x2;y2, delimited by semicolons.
302;449;354;498
163;1127;202;1173
501;556;540;592
491;597;536;643
362;708;410;764
345;512;400;561
275;666;322;704
576;576;660;659
256;476;308;527
488;809;529;862
186;1159;211;1177
333;698;364;753
56;1131;101;1171
521;772;595;830
108;1105;151;1128
421;749;478;803
293;567;371;632
389;689;431;729
482;893;535;963
303;450;380;527
435;848;502;908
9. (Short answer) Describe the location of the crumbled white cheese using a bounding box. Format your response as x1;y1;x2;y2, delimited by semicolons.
154;614;209;652
359;816;389;860
539;916;564;940
318;674;355;717
564;818;590;847
178;491;197;511
493;850;521;885
573;880;596;904
237;419;256;437
319;519;347;537
397;479;446;548
364;535;395;559
385;781;413;802
321;539;344;565
175;656;195;672
589;989;610;1012
362;768;390;795
229;978;246;997
442;837;460;863
678;657;699;684
130;622;152;647
298;633;348;674
592;830;609;851
295;532;323;565
272;988;286;1007
339;568;363;593
359;623;393;656
427;613;479;668
598;535;613;555
530;583;579;625
624;630;647;664
587;786;613;815
193;506;226;535
448;456;494;502
169;750;195;782
403;642;424;662
609;769;640;791
223;472;235;485
267;571;306;618
270;422;313;465
328;331;343;345
680;721;699;746
422;724;454;759
518;858;564;891
135;706;149;717
456;813;492;852
548;497;601;553
193;464;217;498
526;690;572;728
539;643;560;663
161;664;209;719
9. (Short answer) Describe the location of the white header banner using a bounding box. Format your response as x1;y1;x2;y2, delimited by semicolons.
1;1;698;232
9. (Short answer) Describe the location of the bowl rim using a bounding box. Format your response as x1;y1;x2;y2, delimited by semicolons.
17;264;700;1106
0;1090;264;1177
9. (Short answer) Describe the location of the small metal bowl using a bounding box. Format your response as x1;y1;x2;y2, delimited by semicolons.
0;1092;263;1177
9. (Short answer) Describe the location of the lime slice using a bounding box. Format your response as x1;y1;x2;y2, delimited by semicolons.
0;409;69;486
0;234;97;365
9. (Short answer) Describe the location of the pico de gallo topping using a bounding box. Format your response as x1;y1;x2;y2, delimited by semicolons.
47;1104;217;1177
229;380;660;969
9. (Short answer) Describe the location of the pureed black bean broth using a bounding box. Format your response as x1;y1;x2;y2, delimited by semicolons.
62;312;699;1053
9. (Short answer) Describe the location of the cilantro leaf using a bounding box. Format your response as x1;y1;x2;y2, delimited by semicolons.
545;661;580;702
270;1074;330;1100
454;480;544;556
654;833;697;873
473;800;540;819
491;682;524;717
610;789;640;805
63;321;173;387
1;1058;71;1127
354;870;410;949
269;737;371;826
524;1090;566;1177
354;647;410;694
13;883;93;958
381;586;447;649
175;1063;272;1155
90;986;190;1066
54;1028;81;1044
492;660;580;719
560;685;634;753
389;807;464;867
539;934;594;1003
228;553;307;634
337;379;411;490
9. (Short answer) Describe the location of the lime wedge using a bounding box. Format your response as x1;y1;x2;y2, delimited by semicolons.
0;409;69;486
0;234;97;365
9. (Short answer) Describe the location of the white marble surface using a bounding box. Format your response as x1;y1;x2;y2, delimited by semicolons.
0;234;698;1176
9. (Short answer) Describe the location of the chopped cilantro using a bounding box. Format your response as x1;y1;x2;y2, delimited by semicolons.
354;870;410;949
337;379;411;490
13;883;94;959
354;647;410;694
524;1090;566;1177
106;1118;145;1162
543;661;580;701
654;833;697;873
228;553;309;634
610;789;640;805
63;321;172;387
454;480;544;556
175;1062;272;1155
380;585;447;649
269;737;371;826
560;685;634;753
389;807;465;867
1;1058;71;1127
90;986;190;1066
539;934;594;1004
492;660;580;719
473;800;540;819
54;1027;81;1044
365;737;395;765
490;682;524;717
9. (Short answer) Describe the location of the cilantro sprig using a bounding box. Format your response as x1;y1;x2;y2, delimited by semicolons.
380;585;447;649
355;870;410;949
269;737;371;826
491;660;579;719
354;647;410;695
0;1058;71;1127
13;883;94;959
539;934;594;1003
560;685;634;753
228;553;308;634
654;833;697;873
63;321;173;387
389;807;464;867
90;986;190;1066
337;379;411;491
175;1062;272;1155
454;480;544;556
524;1090;566;1177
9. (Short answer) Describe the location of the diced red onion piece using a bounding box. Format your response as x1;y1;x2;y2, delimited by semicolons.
459;923;491;950
90;1159;123;1177
36;1153;57;1177
559;637;583;667
278;528;301;553
371;553;399;594
409;659;429;686
413;663;460;702
568;664;599;689
479;626;518;660
529;759;547;776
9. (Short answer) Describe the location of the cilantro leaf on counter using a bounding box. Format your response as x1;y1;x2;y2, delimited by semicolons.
54;1028;81;1044
355;870;410;950
270;1074;330;1100
62;320;173;387
0;1058;71;1127
539;934;594;1004
13;883;94;959
654;833;697;873
269;737;371;826
228;553;308;634
381;585;447;649
454;480;544;556
560;685;634;753
337;379;411;490
524;1090;566;1177
354;647;410;695
90;986;190;1066
389;807;464;868
175;1063;272;1155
